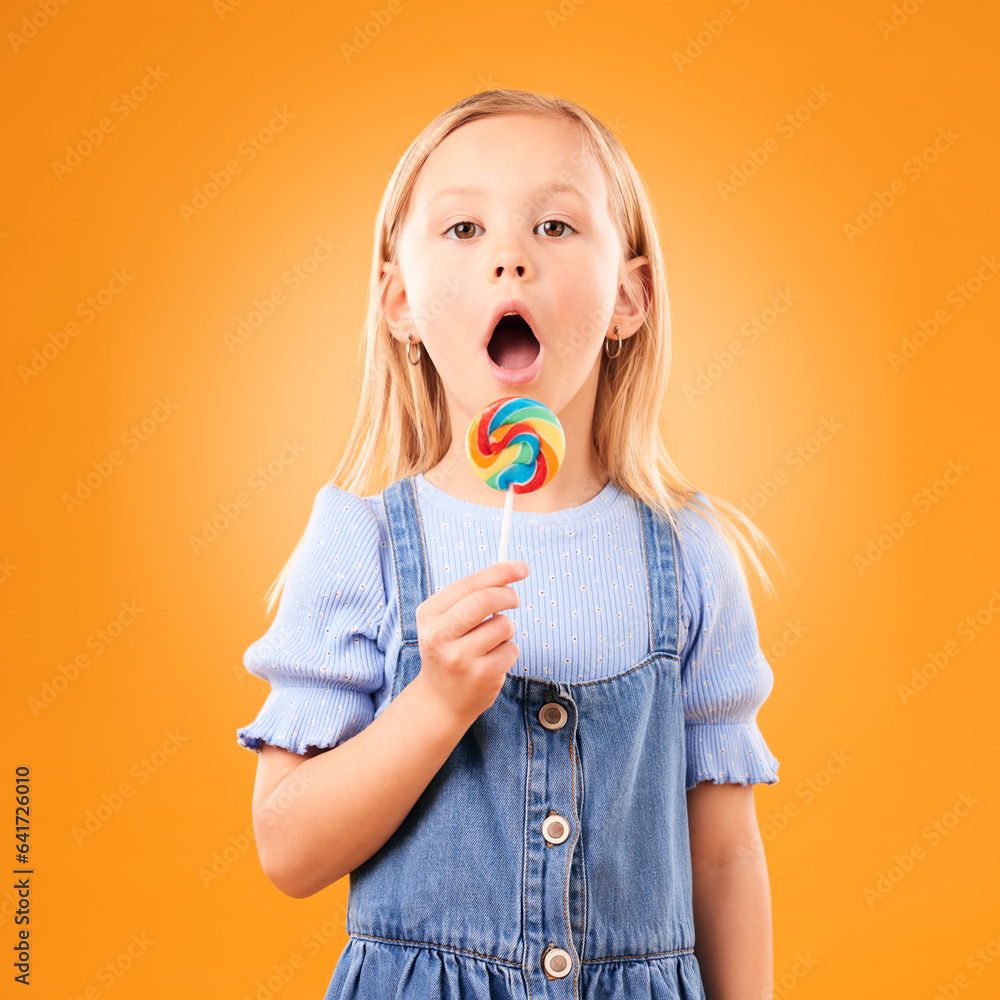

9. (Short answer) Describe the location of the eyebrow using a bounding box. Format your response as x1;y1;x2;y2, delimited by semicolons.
426;181;588;207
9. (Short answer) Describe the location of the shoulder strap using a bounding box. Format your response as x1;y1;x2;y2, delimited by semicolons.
637;499;680;658
381;476;431;645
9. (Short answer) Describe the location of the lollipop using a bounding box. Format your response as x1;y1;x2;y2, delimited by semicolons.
465;396;565;563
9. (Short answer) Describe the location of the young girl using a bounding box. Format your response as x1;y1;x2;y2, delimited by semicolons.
237;89;784;1000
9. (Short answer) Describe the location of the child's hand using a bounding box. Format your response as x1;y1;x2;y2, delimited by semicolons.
413;560;529;725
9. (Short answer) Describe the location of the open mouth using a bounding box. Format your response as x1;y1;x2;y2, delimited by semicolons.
487;313;541;371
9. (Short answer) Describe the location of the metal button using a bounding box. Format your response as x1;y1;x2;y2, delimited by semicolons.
542;945;573;979
538;701;567;730
541;812;570;846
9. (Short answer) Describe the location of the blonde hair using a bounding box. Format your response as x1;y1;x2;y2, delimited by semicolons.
263;88;789;616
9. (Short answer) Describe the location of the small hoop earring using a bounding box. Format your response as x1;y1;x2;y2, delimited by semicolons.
605;326;622;359
406;333;421;366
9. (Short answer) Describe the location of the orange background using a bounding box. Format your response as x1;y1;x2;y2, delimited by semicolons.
3;1;998;997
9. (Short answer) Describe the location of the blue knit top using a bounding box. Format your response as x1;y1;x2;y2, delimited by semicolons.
236;473;780;789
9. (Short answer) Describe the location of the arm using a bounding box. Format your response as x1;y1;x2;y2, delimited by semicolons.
250;559;528;899
252;671;471;898
687;781;773;1000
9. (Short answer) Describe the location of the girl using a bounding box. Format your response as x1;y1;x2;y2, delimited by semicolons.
237;89;785;1000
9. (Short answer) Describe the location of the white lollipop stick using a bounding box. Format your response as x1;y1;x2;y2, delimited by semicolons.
465;396;564;566
496;484;515;563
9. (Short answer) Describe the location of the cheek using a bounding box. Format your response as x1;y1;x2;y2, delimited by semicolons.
559;254;618;312
403;268;479;344
421;268;479;326
408;249;468;308
590;259;624;315
550;269;619;349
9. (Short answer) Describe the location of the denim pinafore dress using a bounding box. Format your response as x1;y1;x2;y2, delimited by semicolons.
323;476;707;1000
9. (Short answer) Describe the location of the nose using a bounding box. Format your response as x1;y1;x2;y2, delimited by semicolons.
489;228;530;281
493;260;526;279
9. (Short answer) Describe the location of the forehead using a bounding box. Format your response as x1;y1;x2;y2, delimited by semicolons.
408;113;609;216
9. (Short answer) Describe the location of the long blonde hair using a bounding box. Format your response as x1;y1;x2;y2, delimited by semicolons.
263;88;788;615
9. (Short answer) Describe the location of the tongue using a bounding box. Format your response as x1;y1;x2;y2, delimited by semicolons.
489;328;540;370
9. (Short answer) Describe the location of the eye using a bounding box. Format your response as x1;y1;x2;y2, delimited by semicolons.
444;221;482;240
534;219;576;238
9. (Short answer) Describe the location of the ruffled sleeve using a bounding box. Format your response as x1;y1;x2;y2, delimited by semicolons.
676;495;781;789
236;484;388;755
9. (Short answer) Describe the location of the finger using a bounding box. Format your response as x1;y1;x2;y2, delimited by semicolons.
418;560;528;618
454;612;518;660
476;635;521;676
438;585;522;644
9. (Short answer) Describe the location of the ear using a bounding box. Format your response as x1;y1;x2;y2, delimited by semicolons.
381;260;415;344
612;255;652;340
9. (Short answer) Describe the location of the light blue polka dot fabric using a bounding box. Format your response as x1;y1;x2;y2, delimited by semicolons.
237;473;780;789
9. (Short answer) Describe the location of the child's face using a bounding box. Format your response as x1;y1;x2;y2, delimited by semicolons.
384;112;646;437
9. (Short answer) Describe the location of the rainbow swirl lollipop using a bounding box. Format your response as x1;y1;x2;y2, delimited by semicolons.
465;396;565;562
465;396;565;494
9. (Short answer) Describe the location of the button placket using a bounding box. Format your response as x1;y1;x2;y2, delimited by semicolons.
527;689;578;988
